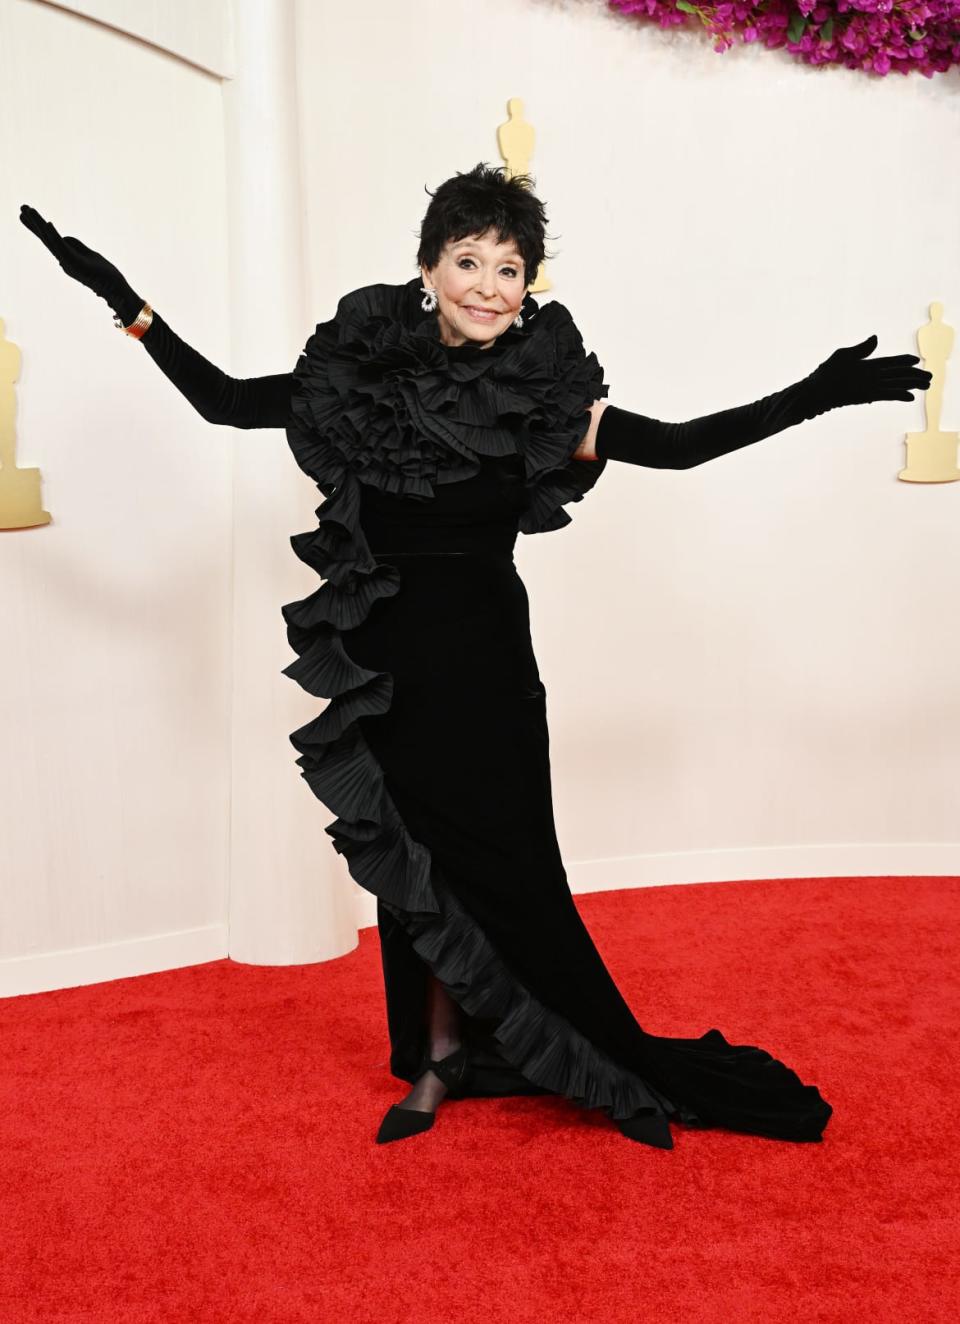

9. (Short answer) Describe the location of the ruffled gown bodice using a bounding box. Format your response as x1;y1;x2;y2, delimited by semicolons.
359;451;526;556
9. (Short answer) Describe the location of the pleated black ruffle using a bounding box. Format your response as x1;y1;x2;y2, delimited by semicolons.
281;277;609;526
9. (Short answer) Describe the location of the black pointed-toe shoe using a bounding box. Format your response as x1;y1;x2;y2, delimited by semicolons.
375;1102;437;1144
375;1044;469;1145
616;1109;674;1150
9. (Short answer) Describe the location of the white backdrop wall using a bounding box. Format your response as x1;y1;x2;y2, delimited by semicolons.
0;0;240;993
2;0;958;998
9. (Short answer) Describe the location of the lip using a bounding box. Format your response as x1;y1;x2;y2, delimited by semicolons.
463;305;500;315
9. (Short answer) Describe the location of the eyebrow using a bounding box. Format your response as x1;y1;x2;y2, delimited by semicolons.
450;241;522;262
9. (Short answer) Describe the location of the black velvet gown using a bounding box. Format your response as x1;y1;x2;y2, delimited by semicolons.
274;277;834;1148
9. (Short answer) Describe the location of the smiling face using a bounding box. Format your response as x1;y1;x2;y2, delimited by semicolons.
420;229;527;350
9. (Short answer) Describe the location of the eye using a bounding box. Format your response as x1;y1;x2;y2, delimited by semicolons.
457;257;519;278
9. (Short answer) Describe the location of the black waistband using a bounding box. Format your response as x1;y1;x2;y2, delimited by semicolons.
371;550;514;560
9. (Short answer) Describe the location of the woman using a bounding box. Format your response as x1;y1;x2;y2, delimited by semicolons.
19;164;929;1149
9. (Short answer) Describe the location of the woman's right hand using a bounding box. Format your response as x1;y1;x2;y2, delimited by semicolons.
19;203;145;326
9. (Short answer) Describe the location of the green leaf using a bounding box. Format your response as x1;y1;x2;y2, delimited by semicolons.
787;13;807;42
820;17;834;41
676;1;699;12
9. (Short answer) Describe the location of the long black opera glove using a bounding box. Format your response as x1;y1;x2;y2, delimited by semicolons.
19;203;294;429
595;335;932;470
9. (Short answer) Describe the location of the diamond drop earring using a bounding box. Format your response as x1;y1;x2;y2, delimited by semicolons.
513;310;523;329
420;285;438;313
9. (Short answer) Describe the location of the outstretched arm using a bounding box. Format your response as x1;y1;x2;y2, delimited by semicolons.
575;336;931;469
19;203;294;429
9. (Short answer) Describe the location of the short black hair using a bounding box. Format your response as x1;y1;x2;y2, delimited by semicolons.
415;161;551;287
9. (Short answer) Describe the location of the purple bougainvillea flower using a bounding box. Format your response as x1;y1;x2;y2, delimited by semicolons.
607;0;960;76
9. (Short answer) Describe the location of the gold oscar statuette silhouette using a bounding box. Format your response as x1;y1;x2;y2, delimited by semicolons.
497;97;551;294
0;317;50;529
899;301;958;483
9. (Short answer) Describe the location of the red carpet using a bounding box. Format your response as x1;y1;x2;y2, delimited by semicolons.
2;874;957;1324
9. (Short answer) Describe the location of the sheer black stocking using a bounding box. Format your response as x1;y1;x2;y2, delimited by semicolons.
395;972;463;1113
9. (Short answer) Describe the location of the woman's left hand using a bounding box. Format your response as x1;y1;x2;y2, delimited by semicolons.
572;399;610;462
799;334;932;418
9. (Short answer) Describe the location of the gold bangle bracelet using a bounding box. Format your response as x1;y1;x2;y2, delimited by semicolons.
112;302;153;339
